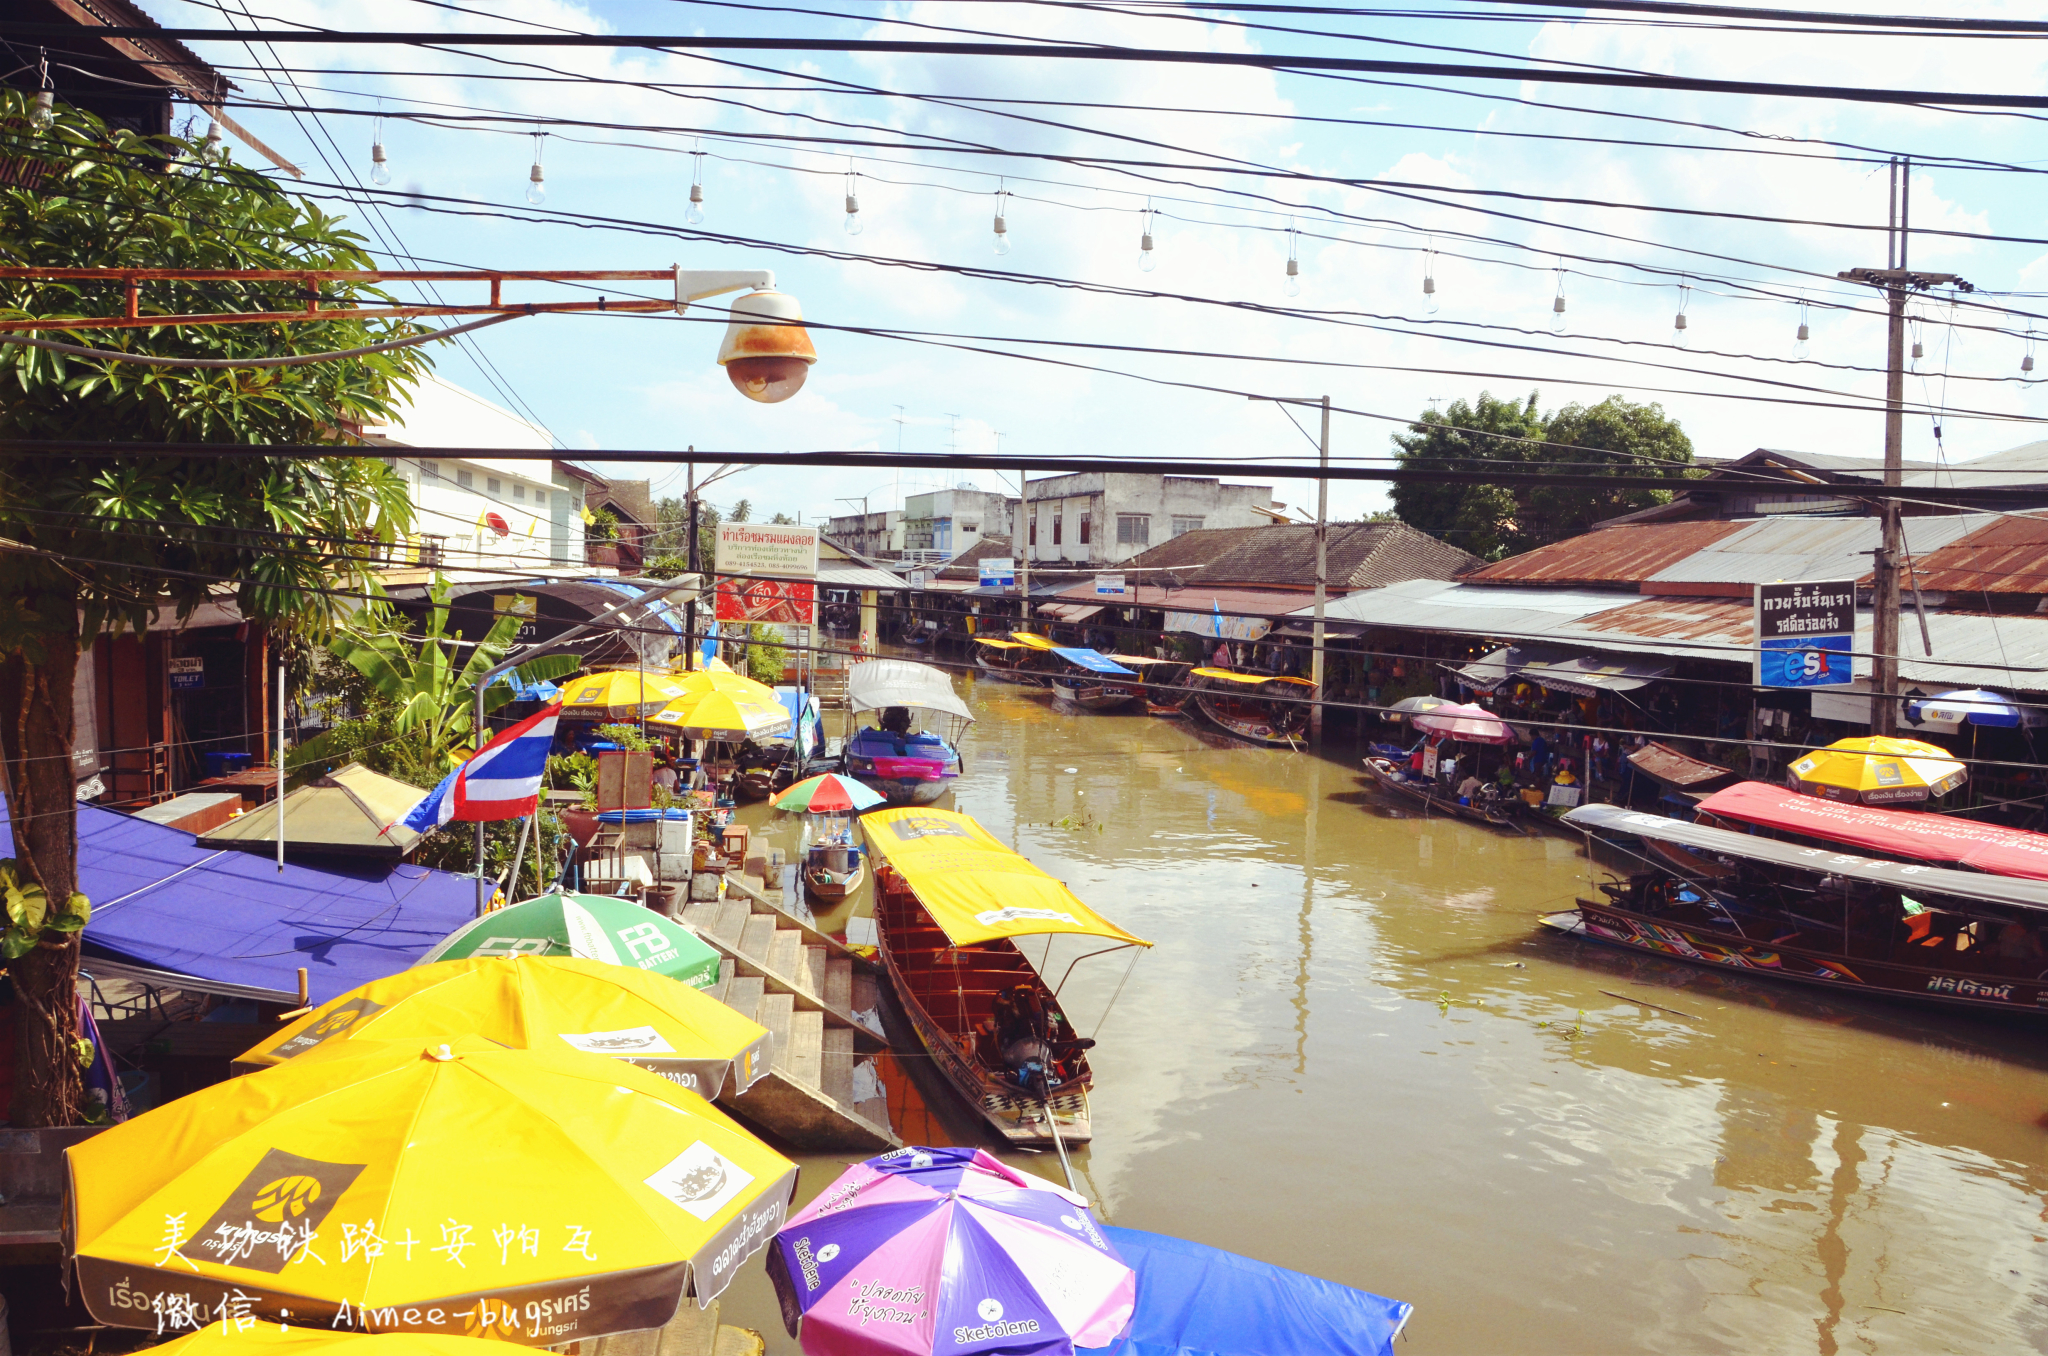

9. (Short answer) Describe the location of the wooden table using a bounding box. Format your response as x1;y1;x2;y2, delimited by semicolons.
194;765;283;804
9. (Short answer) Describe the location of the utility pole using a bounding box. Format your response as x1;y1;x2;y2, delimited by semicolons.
1017;465;1031;626
1838;157;1967;736
1313;394;1329;737
684;451;699;669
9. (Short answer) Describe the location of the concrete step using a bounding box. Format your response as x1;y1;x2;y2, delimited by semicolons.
784;1009;824;1090
766;928;804;988
825;955;854;1013
821;1026;854;1106
758;993;795;1073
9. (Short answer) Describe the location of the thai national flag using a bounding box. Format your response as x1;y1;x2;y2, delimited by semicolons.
398;702;562;832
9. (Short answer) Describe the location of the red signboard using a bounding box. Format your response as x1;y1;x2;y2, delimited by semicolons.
714;576;816;625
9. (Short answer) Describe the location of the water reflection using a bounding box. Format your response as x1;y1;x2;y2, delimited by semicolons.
727;672;2048;1354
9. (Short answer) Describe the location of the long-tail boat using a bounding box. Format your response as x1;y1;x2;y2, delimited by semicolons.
1188;668;1316;746
1548;802;2048;1015
862;807;1151;1146
970;630;1056;684
1047;647;1142;711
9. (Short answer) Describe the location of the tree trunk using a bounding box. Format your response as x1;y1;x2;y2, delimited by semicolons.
0;582;84;1128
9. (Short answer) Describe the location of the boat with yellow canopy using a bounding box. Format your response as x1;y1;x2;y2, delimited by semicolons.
974;633;1055;685
861;807;1150;1147
1188;667;1317;746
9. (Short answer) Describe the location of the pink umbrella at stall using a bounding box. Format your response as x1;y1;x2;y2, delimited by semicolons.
1411;702;1512;744
767;1147;1135;1355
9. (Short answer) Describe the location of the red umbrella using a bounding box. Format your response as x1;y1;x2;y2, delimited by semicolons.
1411;702;1512;744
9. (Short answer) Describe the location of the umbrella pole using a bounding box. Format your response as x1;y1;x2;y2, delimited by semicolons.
505;811;534;901
1036;1075;1079;1195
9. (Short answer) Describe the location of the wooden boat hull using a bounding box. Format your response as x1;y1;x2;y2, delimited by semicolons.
975;654;1046;686
1049;677;1140;711
1542;903;2048;1017
873;867;1093;1146
1194;690;1307;747
1360;757;1518;829
804;858;866;903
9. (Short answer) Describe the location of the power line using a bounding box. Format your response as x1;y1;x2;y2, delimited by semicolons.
9;23;2048;110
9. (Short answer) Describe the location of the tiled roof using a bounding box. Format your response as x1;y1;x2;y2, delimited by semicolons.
1120;521;1479;589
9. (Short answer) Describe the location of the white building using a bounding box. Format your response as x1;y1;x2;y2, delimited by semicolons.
901;486;1017;558
359;375;604;576
1022;472;1274;567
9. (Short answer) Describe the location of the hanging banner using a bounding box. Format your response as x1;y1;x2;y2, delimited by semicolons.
1754;579;1856;688
168;656;205;691
1163;610;1270;641
979;558;1015;588
715;523;818;579
715;577;817;625
1094;572;1127;597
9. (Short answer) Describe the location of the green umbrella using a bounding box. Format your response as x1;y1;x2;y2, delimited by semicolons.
416;892;722;989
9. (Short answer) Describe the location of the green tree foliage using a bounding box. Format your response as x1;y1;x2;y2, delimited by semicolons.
769;511;795;524
1389;391;1696;560
741;623;786;684
291;574;580;777
0;93;433;1123
650;496;720;566
728;498;753;523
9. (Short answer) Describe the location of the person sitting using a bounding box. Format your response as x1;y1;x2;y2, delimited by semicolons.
1995;917;2045;974
651;759;679;794
1457;772;1485;805
879;705;913;735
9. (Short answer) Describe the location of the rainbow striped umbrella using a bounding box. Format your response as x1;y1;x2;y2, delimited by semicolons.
774;773;886;814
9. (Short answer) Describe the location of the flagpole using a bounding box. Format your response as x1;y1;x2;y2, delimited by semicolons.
276;662;286;872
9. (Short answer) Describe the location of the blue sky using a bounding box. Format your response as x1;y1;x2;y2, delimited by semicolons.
155;1;2048;525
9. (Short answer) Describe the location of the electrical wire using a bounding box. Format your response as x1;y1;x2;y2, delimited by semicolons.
0;312;520;366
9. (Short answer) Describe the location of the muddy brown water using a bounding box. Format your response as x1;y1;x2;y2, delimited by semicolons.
717;674;2048;1354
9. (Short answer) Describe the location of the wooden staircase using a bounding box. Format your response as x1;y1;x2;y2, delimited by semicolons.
680;880;898;1152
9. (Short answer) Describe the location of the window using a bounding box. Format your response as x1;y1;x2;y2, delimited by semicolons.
1029;513;1037;546
534;489;547;506
487;477;502;494
418;535;446;566
1079;513;1091;544
1052;511;1063;546
1171;515;1204;537
457;469;473;488
1117;514;1150;547
513;483;526;500
420;460;440;480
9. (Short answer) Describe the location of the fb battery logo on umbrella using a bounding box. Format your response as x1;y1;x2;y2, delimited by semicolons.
183;1149;366;1273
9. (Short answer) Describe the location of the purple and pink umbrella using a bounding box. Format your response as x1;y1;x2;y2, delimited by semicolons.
767;1146;1136;1355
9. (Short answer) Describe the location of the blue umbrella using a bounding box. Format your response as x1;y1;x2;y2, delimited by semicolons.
1907;689;2028;728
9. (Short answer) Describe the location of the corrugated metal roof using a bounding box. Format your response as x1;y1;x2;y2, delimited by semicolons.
1303;578;1634;633
1899;516;2048;594
1645;515;1984;586
1467;521;1748;585
817;564;914;591
1052;583;1313;617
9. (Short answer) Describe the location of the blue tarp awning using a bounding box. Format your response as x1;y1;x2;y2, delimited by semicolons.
10;802;477;1005
1079;1226;1412;1356
1052;647;1137;676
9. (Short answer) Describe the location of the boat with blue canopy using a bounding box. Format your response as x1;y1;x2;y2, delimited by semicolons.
1048;647;1143;711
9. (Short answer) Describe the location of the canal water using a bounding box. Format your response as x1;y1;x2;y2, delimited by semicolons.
719;672;2048;1354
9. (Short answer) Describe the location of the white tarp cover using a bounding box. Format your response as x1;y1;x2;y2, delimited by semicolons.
846;659;976;722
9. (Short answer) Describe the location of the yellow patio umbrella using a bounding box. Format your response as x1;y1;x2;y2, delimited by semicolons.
648;691;792;740
153;1329;525;1356
675;669;779;704
232;955;772;1101
1787;735;1968;806
557;670;690;719
67;1037;796;1343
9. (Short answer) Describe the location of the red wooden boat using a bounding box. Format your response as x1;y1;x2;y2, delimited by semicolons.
862;807;1151;1146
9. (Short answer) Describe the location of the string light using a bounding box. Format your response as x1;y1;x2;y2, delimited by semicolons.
687;142;706;226
370;113;391;186
30;51;52;129
993;182;1011;256
525;131;546;206
1285;225;1301;298
843;164;862;236
1138;200;1156;272
1551;264;1567;331
1673;279;1691;346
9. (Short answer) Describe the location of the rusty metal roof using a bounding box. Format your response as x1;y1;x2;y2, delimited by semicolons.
1647;514;1982;588
1898;516;2048;594
1468;521;1748;586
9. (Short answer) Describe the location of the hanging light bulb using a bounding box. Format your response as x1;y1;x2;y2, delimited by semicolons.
1422;239;1438;315
2025;330;2037;376
524;131;546;206
1138;201;1156;272
992;184;1011;256
686;144;706;226
1793;296;1811;358
843;166;862;236
1673;281;1691;346
1285;226;1301;298
1551;265;1567;330
30;52;52;129
369;114;391;186
201;120;222;160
